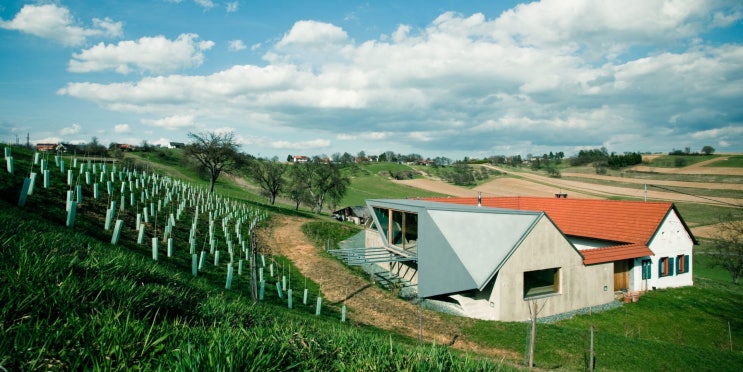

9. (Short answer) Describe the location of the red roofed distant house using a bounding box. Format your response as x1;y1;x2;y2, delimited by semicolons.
292;155;309;163
335;196;696;321
36;143;65;152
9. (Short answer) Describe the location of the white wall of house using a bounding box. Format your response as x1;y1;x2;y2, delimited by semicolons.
632;210;694;290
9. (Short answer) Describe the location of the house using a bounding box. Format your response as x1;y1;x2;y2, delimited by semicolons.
119;144;137;151
293;155;309;163
424;196;697;292
342;199;617;321
168;142;185;149
332;206;371;225
36;143;60;152
330;196;696;321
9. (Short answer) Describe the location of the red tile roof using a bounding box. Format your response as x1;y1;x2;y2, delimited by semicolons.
581;243;654;265
423;196;695;265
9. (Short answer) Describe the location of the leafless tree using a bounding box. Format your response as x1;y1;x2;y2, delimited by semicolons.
184;131;240;193
709;213;743;284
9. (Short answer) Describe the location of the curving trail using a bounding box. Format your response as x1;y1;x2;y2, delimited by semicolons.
256;214;518;360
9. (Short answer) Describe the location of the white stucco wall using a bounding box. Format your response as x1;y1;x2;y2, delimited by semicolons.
633;210;694;290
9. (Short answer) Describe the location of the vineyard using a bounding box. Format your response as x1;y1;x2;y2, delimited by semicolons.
0;145;507;370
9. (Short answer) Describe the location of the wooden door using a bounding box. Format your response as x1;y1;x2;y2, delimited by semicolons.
613;259;630;291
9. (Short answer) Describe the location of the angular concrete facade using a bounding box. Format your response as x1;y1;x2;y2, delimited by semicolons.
363;199;615;321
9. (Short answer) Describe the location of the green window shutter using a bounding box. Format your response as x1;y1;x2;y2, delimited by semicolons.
642;260;651;279
669;257;675;276
658;259;664;277
685;255;690;273
676;256;682;275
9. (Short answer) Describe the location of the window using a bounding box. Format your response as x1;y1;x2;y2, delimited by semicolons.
658;257;675;277
372;207;418;252
676;254;690;274
523;268;560;299
641;259;652;280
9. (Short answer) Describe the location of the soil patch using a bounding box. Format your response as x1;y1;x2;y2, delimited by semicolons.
256;214;517;360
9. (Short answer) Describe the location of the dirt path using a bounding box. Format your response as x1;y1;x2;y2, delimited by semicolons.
483;166;743;207
560;172;743;191
256;214;518;360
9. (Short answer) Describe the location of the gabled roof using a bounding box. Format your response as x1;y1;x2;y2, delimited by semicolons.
425;196;696;244
424;196;698;265
366;199;548;297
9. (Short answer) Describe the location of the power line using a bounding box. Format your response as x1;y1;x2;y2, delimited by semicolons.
647;184;743;208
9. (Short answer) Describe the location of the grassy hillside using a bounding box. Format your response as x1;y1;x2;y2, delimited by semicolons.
0;146;508;370
341;162;447;206
4;145;742;370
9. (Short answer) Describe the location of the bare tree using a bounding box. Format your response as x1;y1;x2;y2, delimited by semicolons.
709;213;743;284
184;131;240;193
290;158;350;214
248;159;286;205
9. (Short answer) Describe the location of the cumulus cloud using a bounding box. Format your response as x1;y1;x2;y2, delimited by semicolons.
0;4;122;46
60;123;82;136
57;2;743;156
141;115;195;130
114;124;131;133
68;33;214;74
267;20;352;66
226;2;239;13
228;40;246;51
270;139;331;150
194;0;216;9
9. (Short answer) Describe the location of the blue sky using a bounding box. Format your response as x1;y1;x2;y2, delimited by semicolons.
1;0;742;160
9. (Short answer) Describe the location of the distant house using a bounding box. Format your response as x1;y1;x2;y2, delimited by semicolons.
333;206;371;225
293;155;309;163
36;143;59;152
168;142;185;149
119;144;137;151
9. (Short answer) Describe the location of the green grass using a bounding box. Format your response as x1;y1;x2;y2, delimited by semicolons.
341;164;447;206
6;145;743;370
673;202;740;228
708;155;743;168
460;253;743;370
1;146;513;370
645;154;719;168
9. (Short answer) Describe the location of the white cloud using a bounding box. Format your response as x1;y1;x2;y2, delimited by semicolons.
226;2;239;13
60;123;81;136
270;139;331;150
277;20;349;47
69;33;214;74
57;4;743;157
0;4;121;46
268;20;352;66
337;132;390;141
114;124;131;133
152;137;173;147
194;0;216;9
141;115;195;129
228;40;246;51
